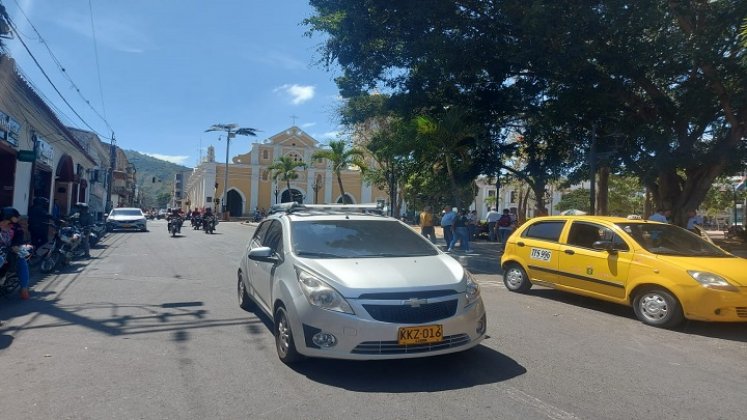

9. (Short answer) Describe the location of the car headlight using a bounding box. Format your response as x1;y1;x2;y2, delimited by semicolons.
464;270;481;305
688;271;739;292
296;268;354;314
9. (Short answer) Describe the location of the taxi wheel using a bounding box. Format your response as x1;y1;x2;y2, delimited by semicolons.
503;263;532;293
633;288;684;328
237;271;254;312
274;305;303;364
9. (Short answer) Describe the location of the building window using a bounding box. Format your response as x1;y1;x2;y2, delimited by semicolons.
287;152;302;163
262;150;269;160
262;170;269;181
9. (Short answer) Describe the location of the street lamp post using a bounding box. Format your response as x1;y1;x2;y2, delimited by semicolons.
311;177;322;204
274;187;279;204
205;124;258;220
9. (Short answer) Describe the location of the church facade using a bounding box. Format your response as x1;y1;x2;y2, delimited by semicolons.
184;126;388;216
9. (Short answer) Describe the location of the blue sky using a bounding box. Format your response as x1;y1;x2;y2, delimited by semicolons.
2;0;343;166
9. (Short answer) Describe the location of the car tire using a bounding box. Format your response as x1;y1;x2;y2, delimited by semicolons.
274;305;303;364
632;287;684;328
503;263;532;293
237;272;254;311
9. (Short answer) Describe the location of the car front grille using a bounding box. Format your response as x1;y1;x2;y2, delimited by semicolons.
736;307;747;318
362;300;458;324
351;333;470;355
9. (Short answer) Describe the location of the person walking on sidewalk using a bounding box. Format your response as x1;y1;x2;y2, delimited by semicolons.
419;206;436;243
440;206;456;247
497;209;514;252
448;209;473;253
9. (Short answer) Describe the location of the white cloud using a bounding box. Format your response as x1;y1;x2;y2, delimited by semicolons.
322;131;340;139
274;84;316;105
144;153;190;165
301;122;317;128
56;10;154;53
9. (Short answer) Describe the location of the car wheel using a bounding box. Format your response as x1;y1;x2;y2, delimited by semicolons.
633;287;684;328
503;263;532;293
237;271;254;311
274;305;302;364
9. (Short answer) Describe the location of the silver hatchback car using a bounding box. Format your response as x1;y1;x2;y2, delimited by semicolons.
237;204;486;363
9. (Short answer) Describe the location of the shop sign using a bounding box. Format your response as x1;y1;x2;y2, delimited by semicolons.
17;150;36;162
36;137;54;166
0;110;21;147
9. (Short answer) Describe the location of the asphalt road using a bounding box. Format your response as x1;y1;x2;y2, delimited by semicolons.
1;221;745;420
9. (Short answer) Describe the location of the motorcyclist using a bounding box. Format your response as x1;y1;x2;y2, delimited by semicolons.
28;197;52;249
71;202;93;258
190;209;201;228
202;208;215;231
167;208;183;233
0;207;31;300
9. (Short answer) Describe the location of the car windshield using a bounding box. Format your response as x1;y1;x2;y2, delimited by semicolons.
111;209;142;217
616;223;730;257
291;219;439;258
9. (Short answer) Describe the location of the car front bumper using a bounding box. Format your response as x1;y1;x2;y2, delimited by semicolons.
107;220;147;231
286;294;487;360
680;286;747;322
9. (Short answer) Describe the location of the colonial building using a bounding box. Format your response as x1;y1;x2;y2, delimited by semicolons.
185;126;387;216
0;54;98;217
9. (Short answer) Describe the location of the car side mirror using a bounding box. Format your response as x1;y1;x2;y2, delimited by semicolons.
104;213;108;218
592;240;617;254
248;246;278;263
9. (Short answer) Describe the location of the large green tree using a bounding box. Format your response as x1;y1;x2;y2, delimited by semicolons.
307;1;747;226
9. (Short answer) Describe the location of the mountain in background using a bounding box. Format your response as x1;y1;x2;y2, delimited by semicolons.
124;150;191;209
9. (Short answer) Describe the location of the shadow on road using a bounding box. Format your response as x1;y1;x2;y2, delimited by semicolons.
526;288;747;342
289;344;525;392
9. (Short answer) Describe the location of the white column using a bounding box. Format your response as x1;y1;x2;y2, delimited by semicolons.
250;165;259;211
324;169;333;203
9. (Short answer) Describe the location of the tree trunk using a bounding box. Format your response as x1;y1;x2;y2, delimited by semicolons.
597;166;610;216
445;155;461;208
336;172;346;204
531;180;548;216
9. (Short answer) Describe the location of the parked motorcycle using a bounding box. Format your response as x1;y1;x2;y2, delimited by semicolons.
42;222;84;271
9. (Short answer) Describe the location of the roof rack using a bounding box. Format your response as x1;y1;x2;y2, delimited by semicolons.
269;202;385;215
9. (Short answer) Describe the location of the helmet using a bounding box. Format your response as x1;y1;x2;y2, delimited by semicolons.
76;202;89;208
1;207;20;221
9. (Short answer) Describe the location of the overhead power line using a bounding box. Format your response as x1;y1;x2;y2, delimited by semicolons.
7;0;113;134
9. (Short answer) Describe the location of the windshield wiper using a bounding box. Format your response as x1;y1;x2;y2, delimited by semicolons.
295;251;341;258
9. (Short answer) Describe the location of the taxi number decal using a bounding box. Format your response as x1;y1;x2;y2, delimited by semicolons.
530;248;552;261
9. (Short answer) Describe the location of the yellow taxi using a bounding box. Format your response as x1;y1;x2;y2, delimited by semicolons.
500;216;747;328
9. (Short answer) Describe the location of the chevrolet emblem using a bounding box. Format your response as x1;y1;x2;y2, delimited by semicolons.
403;298;428;308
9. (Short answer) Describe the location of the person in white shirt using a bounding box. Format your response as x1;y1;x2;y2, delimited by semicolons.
648;209;671;223
485;208;501;242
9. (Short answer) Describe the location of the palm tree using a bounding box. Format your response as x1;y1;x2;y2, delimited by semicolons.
267;156;307;203
312;140;366;204
415;107;477;208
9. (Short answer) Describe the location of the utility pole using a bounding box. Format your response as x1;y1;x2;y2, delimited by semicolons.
106;133;116;213
205;124;258;220
589;123;597;215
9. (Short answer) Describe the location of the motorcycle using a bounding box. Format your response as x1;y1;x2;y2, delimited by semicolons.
191;215;202;230
203;215;216;234
39;220;84;273
168;217;183;237
1;246;31;297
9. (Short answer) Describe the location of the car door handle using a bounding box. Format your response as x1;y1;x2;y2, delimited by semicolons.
517;241;525;247
564;249;575;255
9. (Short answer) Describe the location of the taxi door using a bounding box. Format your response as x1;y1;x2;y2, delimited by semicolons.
557;221;632;300
514;220;566;285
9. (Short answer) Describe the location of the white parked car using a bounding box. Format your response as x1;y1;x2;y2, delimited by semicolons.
237;203;486;363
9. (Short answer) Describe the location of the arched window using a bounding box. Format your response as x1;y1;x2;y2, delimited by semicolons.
262;150;269;160
261;170;269;181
